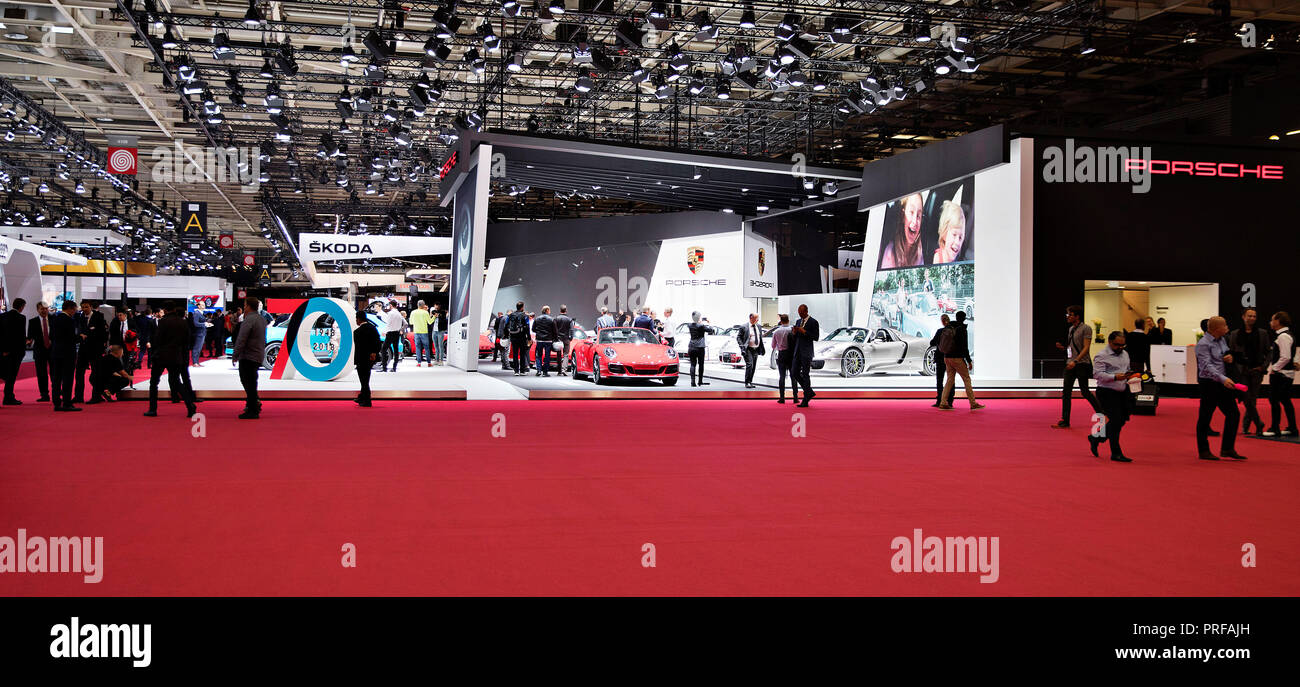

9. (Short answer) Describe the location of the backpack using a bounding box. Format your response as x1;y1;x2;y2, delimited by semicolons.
937;326;955;355
508;312;525;336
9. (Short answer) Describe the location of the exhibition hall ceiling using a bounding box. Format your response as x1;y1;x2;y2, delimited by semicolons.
0;0;1297;280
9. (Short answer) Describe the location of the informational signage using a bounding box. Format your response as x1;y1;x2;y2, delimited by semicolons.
837;250;864;271
106;134;138;175
258;267;272;287
181;202;208;236
298;234;452;263
188;294;222;311
236;289;248;300
269;297;357;382
742;230;778;298
219;233;234;249
438;150;458;179
242;251;256;267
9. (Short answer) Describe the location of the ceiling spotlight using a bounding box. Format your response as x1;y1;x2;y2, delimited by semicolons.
694;11;717;40
648;1;668;19
668;43;691;72
507;50;525;72
1079;30;1096;55
243;0;264;26
500;0;522;17
258;59;274;78
340;43;358;65
777;13;799;41
914;12;931;42
811;72;828;91
654;75;672;100
739;8;757;29
715;77;731;99
574;70;595;93
1182;29;1198;44
778;46;796;65
549;0;566;14
160;24;179;49
688;71;705;95
822;181;838;196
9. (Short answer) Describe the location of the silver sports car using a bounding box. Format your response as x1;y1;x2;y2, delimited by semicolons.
800;326;938;377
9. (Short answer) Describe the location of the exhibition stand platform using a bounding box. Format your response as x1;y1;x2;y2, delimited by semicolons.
112;357;1122;402
119;359;470;401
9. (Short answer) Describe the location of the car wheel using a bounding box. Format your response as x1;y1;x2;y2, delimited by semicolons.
922;346;937;376
570;353;583;380
592;356;604;385
262;342;280;370
662;376;678;386
840;347;865;378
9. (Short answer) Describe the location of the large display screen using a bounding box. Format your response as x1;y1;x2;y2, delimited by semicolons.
450;175;477;324
865;175;976;348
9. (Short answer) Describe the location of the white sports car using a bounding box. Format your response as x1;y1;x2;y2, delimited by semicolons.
672;322;733;360
807;326;938;377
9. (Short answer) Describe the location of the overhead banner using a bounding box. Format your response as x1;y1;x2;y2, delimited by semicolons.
742;230;778;298
298;233;453;263
106;134;138;175
181;202;208;236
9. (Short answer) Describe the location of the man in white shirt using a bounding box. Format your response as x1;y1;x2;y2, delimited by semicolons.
381;302;406;372
1264;311;1296;437
660;308;676;347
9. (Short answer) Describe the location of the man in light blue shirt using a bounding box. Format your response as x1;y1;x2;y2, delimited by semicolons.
595;307;615;330
1090;331;1141;462
1195;316;1246;461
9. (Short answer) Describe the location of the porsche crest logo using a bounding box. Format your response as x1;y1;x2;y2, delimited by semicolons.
757;248;766;276
687;246;705;274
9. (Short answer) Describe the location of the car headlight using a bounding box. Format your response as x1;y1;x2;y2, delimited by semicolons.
665;348;677;358
604;347;617;358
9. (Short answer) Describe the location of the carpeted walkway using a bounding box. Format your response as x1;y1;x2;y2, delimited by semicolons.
1;390;1296;596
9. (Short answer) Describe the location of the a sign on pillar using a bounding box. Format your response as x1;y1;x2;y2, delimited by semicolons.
218;233;234;249
258;267;272;287
181;202;208;236
242;251;256;267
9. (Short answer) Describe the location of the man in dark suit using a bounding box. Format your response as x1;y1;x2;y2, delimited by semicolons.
74;301;107;404
0;298;27;405
353;310;381;407
144;305;197;417
554;305;573;376
737;313;766;388
133;309;157;369
791;303;820;407
49;300;81;411
495;309;511;370
26;301;53;402
1126;318;1151;375
531;306;557;376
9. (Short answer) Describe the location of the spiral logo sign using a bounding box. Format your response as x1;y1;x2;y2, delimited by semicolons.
106;134;138;175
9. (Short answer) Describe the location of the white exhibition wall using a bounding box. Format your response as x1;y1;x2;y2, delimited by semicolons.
1148;284;1220;345
853;137;1033;379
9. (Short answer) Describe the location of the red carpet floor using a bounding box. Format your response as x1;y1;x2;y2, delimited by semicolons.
1;378;1297;596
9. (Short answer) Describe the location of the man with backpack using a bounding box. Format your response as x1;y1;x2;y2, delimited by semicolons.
507;301;531;376
938;311;984;411
929;314;952;407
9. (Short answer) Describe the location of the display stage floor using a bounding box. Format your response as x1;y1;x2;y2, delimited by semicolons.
486;360;1069;399
1;397;1296;596
115;358;524;401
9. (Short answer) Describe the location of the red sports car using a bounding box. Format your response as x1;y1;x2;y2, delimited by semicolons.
570;326;679;385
